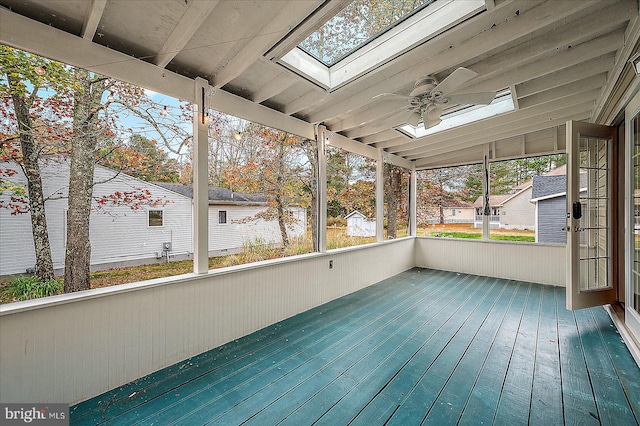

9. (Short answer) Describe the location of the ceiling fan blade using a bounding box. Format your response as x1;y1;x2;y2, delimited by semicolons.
447;92;497;105
433;67;478;95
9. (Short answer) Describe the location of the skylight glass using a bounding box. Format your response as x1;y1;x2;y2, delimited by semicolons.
398;91;515;138
299;0;436;66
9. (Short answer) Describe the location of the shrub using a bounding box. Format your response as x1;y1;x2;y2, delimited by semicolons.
8;276;62;301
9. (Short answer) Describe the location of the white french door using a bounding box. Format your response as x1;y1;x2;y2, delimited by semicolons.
566;121;617;310
625;92;640;343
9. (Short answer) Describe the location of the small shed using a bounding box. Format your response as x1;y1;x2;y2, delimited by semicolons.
345;211;376;237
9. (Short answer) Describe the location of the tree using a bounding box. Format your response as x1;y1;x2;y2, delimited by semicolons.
384;163;408;239
1;46;74;281
417;165;478;224
223;125;311;248
97;134;180;182
2;46;191;292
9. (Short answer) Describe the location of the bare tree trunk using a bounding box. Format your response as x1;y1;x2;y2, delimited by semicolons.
8;75;55;281
385;165;401;239
64;69;107;292
275;138;289;248
305;140;318;251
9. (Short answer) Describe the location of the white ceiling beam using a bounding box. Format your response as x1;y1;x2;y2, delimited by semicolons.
1;7;193;100
325;131;413;169
265;0;352;62
153;0;220;68
407;103;593;160
0;7;317;142
358;130;401;145
394;89;600;156
284;89;329;115
81;0;107;40
326;99;408;132
447;32;620;100
455;2;632;91
374;136;412;150
517;73;607;110
515;55;614;97
251;72;296;103
303;0;602;124
212;1;321;88
594;15;640;124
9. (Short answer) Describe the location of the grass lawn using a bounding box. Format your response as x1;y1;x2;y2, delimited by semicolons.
2;224;524;304
417;223;535;242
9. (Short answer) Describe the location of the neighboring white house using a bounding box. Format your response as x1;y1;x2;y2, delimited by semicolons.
440;205;475;224
345;210;376;237
0;158;306;277
473;182;536;230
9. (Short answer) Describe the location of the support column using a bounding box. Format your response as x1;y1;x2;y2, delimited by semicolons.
317;125;328;253
193;77;209;273
409;169;417;237
376;149;385;242
482;144;490;241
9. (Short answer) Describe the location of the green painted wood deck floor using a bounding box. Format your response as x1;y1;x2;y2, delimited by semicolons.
70;269;640;425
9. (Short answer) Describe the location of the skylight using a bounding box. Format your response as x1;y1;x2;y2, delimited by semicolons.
398;91;515;138
279;0;485;90
298;0;436;66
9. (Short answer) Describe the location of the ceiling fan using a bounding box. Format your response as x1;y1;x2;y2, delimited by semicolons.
374;67;497;129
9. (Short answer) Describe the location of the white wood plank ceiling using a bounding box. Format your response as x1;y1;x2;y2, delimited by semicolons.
1;0;638;169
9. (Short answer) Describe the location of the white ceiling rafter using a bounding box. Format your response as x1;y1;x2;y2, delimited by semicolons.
153;0;220;68
81;0;107;40
211;1;320;88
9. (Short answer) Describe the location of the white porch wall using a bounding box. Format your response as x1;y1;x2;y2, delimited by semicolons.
0;238;414;404
415;237;565;286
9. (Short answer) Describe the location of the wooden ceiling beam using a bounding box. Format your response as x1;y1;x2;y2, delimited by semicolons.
153;0;220;68
517;73;607;110
251;72;297;103
515;55;614;97
81;0;107;40
212;1;321;88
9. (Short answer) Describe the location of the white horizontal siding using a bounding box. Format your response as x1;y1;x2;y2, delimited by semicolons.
415;237;565;286
0;238;414;404
208;206;306;252
0;160;192;275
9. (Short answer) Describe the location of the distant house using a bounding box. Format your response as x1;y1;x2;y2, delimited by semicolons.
345;211;375;237
438;204;475;224
0;158;305;277
472;181;535;230
530;166;569;244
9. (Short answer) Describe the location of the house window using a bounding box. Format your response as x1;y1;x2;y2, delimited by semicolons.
218;210;227;225
148;210;163;227
451;209;456;216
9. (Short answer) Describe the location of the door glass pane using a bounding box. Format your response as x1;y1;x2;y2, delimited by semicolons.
633;114;640;314
578;136;610;291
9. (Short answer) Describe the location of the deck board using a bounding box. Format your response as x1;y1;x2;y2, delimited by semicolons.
70;269;640;425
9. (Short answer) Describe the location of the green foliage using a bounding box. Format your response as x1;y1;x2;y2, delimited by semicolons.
97;135;180;182
8;275;62;301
